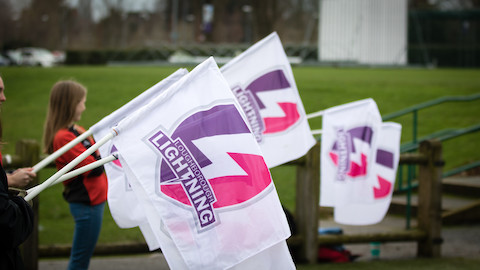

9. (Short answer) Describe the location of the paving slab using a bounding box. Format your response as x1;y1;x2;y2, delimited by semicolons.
320;214;480;261
39;253;169;270
39;215;480;268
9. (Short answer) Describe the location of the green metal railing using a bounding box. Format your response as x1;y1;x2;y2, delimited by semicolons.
383;93;480;147
382;93;480;228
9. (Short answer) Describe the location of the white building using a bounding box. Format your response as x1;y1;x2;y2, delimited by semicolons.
318;0;408;65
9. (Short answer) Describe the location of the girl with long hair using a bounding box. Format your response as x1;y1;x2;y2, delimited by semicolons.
43;80;107;270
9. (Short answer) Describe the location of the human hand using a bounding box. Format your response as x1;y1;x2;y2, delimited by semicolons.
7;167;37;188
8;187;33;207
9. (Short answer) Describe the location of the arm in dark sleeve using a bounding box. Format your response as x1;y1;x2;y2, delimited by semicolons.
0;191;34;250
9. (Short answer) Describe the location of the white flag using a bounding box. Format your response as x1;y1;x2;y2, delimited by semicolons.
112;58;293;269
121;161;189;269
320;98;383;207
334;122;401;225
221;32;315;168
91;69;188;250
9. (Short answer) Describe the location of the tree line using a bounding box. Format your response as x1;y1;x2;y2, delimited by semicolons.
0;0;319;51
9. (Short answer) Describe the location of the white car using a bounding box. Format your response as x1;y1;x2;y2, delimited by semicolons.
51;50;66;64
19;48;56;67
5;50;22;65
0;54;11;66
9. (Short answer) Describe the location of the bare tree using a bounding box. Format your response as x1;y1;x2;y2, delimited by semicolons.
96;0;125;48
0;0;14;50
251;0;277;40
13;0;69;49
275;0;318;44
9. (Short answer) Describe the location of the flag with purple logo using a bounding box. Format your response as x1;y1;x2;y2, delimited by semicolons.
220;32;316;168
334;122;401;225
91;69;188;250
112;58;294;269
320;99;383;207
121;162;189;269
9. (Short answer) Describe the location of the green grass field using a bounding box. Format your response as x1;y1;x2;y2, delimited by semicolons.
0;65;479;248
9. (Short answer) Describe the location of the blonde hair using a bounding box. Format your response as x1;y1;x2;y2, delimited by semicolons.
43;80;87;154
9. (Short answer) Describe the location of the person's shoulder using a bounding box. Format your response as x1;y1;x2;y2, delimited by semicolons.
54;128;71;137
53;128;75;142
75;125;87;133
52;128;77;151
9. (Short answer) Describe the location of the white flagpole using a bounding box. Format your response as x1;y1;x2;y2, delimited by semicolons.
32;69;187;174
24;130;115;201
306;110;324;119
26;154;118;195
307;110;323;136
32;129;93;173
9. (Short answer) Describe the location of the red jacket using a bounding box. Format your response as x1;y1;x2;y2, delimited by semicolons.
53;125;107;205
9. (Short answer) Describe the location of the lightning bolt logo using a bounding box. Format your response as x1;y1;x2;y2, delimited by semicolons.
329;126;396;201
148;104;272;229
329;126;373;181
233;68;301;142
373;149;395;199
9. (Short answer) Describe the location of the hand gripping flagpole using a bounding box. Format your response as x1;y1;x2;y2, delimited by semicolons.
26;153;118;195
32;129;93;173
24;130;117;201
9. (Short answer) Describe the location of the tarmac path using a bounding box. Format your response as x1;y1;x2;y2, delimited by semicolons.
39;215;480;269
